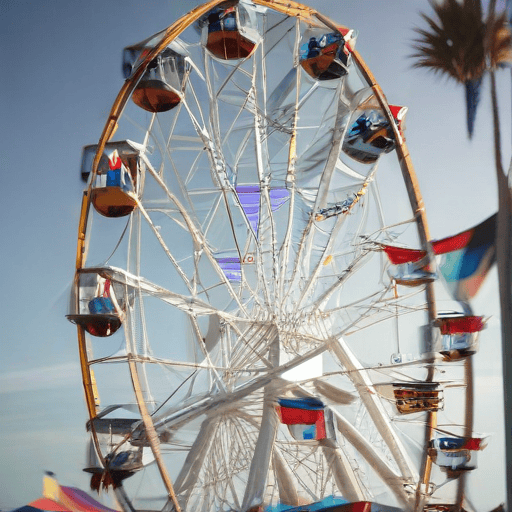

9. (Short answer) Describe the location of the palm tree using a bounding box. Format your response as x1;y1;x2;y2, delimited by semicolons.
413;0;488;137
412;0;512;510
412;0;512;138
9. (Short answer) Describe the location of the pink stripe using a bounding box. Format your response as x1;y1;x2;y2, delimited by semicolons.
61;487;118;512
29;497;70;511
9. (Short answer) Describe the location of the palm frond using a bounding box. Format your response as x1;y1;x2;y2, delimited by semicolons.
485;11;512;68
412;0;487;83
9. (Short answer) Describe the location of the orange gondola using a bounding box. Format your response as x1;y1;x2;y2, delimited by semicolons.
202;2;257;60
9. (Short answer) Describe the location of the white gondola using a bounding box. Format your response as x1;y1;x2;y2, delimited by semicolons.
67;270;125;337
429;437;486;475
392;383;443;415
432;314;485;360
123;35;186;113
81;140;143;218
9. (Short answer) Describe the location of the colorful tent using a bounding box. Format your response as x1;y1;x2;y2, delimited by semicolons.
10;475;118;512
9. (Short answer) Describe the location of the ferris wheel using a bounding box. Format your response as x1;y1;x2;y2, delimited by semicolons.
69;2;487;511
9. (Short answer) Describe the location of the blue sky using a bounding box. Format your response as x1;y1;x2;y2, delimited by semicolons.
0;0;509;510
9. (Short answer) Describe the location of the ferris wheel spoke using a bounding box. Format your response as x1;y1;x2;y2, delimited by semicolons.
295;216;347;310
154;124;205;223
271;446;301;506
139;154;250;316
228;322;276;370
202;53;229;178
241;389;279;511
297;172;380;312
332;409;411;506
134;199;194;292
280;103;356;304
180;98;228;187
251;64;281;307
307;251;375;315
276;19;302;302
310;96;349;213
325;286;426;322
95;266;242;323
146;340;332;437
279;201;311;307
173;415;220;503
330;338;418;482
200;52;258;279
281;382;366;501
320;439;365;502
188;313;228;393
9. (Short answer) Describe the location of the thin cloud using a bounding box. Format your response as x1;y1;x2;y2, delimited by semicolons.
0;361;80;394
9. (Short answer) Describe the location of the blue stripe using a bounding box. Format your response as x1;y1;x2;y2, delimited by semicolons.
278;397;324;410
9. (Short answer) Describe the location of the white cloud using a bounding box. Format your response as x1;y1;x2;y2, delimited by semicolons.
0;361;81;394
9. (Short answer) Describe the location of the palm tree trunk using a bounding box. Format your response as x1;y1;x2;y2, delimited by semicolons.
489;68;512;512
487;1;511;501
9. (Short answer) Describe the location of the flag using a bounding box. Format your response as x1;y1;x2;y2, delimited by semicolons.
235;185;289;237
381;214;496;301
215;252;256;282
432;214;496;302
215;256;242;282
